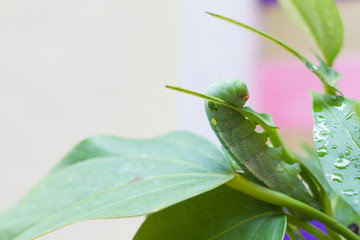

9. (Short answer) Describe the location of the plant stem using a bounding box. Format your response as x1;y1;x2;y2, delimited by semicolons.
286;226;299;240
320;189;342;240
266;127;297;164
322;82;336;95
286;214;332;240
226;175;360;240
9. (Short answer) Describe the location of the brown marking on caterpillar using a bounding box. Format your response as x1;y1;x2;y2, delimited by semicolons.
243;147;248;150
232;133;236;136
260;163;264;166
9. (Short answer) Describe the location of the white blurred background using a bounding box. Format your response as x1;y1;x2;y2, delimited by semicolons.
1;0;359;239
0;1;258;239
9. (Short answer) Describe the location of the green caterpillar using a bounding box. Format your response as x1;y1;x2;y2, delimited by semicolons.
205;79;318;209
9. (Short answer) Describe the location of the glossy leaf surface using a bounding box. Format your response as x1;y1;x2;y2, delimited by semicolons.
134;185;286;240
312;92;360;216
0;131;235;240
278;0;343;66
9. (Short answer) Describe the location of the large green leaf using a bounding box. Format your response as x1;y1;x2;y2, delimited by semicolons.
0;131;235;240
134;185;286;240
298;144;333;196
278;0;343;66
312;92;360;216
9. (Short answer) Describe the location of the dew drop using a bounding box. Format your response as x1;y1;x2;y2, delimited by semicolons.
320;130;330;137
318;152;328;157
342;189;358;196
339;153;344;158
335;103;346;111
346;143;353;150
345;112;354;120
317;146;328;157
345;150;351;156
330;173;343;183
355;174;360;180
332;145;337;149
275;163;285;172
335;159;351;170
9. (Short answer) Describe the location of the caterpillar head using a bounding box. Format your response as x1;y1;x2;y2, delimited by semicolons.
205;79;249;107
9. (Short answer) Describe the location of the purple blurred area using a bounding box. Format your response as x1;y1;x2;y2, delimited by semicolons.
259;0;348;5
284;221;327;240
259;0;278;5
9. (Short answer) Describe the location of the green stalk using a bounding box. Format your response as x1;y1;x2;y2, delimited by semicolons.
266;127;297;164
292;227;306;240
286;214;332;240
226;175;360;240
320;190;342;240
322;82;336;95
286;226;299;240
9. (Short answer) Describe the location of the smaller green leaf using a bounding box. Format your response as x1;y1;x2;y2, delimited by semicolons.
166;85;277;129
312;92;360;216
134;185;286;240
315;55;342;87
278;0;343;66
205;12;342;95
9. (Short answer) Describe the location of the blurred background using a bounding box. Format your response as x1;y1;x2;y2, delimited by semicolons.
0;0;359;239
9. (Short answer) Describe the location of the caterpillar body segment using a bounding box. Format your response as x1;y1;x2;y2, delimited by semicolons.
205;79;319;209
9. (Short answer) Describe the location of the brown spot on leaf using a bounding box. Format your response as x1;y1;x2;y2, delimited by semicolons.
131;177;143;183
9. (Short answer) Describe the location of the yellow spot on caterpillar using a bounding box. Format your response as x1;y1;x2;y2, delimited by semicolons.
224;111;228;114
225;122;229;126
260;163;264;166
211;118;217;126
279;179;283;182
231;133;235;136
243;147;248;150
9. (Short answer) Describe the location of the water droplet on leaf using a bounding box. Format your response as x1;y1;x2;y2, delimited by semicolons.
275;163;285;172
317;146;328;157
345;112;354;120
330;173;343;183
335;159;350;170
342;189;358;196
